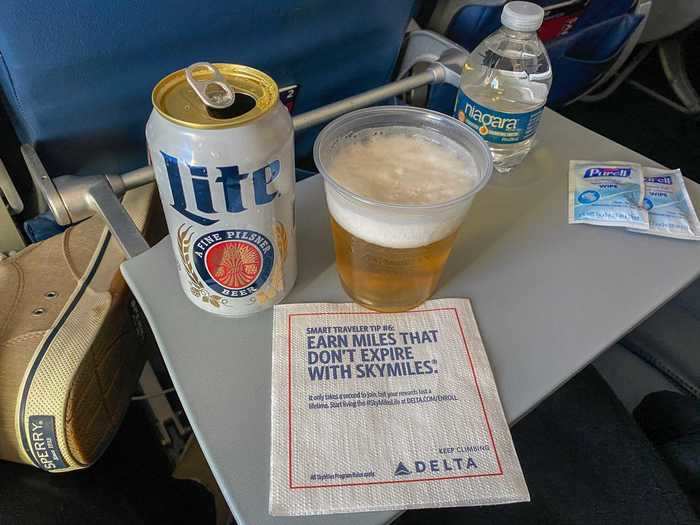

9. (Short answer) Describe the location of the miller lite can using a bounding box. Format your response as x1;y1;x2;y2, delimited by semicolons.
146;62;296;317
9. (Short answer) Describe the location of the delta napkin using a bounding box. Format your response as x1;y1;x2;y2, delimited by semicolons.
270;298;529;516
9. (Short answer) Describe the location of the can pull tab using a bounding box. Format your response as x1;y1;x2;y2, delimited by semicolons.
185;62;235;109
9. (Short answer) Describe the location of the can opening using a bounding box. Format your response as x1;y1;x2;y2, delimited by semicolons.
206;92;257;119
152;63;279;128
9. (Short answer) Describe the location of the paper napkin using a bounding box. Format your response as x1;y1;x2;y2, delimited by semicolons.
270;298;528;516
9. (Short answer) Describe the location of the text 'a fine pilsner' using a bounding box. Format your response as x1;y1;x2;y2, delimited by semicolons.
146;62;297;317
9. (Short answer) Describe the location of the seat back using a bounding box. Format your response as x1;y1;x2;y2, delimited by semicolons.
0;1;415;177
426;0;644;109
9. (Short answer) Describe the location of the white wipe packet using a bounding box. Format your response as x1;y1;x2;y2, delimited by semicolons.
628;168;700;241
270;299;529;516
568;161;649;229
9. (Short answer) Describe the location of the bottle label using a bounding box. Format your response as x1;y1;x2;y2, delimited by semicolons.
454;91;544;145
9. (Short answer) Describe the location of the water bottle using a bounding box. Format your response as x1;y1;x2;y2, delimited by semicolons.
454;1;552;173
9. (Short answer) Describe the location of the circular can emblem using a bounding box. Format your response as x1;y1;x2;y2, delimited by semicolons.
192;229;274;298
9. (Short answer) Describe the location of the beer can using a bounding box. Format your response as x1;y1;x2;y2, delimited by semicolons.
146;62;297;317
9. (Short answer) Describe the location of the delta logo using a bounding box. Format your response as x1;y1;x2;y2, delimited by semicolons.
394;457;478;476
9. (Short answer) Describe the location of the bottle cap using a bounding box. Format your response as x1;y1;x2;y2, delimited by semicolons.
501;1;544;32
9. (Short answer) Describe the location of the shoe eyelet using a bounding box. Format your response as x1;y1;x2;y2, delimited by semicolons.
45;291;58;299
32;308;46;316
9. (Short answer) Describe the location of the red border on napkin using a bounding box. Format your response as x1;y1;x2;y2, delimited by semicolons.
286;307;504;489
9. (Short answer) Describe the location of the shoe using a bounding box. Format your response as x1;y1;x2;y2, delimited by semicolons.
0;183;157;471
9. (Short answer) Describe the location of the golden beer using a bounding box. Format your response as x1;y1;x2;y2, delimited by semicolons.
315;106;493;312
330;217;457;311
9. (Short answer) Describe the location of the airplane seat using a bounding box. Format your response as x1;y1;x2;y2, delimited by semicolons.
0;0;418;495
637;1;700;115
621;279;700;399
640;0;700;43
596;276;700;413
424;0;646;110
0;0;416;179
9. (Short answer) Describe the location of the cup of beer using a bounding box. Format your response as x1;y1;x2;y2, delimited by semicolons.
314;106;493;312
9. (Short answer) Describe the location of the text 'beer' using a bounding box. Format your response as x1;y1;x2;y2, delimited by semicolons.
147;63;296;317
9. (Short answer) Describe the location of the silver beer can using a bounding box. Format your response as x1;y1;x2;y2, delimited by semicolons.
146;62;296;317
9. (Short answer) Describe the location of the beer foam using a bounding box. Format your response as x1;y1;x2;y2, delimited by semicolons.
327;127;478;205
324;127;481;249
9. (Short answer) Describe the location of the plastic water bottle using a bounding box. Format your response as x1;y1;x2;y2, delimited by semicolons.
454;1;552;173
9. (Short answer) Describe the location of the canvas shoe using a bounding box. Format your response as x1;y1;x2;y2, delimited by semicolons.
0;183;158;471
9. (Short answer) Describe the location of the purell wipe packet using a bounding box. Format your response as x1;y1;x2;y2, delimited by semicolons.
568;161;648;229
628;168;700;241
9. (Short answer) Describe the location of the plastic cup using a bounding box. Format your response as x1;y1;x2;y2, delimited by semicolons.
314;106;492;312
